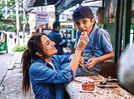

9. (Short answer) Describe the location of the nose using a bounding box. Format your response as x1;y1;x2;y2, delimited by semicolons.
79;23;85;30
51;41;55;46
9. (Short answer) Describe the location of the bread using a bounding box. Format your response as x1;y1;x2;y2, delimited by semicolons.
82;81;95;91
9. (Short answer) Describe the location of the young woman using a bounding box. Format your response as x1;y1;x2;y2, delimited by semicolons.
21;33;89;99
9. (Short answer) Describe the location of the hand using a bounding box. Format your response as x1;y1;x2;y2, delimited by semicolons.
76;32;89;51
70;54;74;60
85;57;99;69
79;56;84;67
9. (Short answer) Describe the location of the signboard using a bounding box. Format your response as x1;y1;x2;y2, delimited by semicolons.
28;5;55;34
36;11;49;27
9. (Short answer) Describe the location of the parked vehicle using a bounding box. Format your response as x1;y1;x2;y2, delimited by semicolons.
0;32;8;53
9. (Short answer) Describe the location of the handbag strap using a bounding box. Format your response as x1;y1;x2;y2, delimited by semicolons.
91;28;99;56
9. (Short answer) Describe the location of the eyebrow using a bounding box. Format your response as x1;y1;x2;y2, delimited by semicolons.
42;37;50;44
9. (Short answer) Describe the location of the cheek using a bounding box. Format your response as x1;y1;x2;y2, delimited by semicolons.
42;46;48;53
87;23;93;29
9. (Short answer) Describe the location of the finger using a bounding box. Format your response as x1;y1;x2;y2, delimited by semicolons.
79;63;84;67
80;58;84;63
88;59;92;63
80;33;89;42
85;64;92;69
86;64;94;69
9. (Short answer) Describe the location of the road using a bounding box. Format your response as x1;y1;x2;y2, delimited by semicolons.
0;34;26;82
0;53;15;82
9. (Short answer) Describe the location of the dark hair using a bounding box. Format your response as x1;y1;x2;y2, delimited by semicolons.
73;6;94;22
53;21;60;29
21;33;48;95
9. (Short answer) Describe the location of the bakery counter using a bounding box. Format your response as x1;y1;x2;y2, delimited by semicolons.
65;75;134;99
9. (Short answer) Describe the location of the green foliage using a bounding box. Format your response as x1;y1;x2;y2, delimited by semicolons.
12;45;27;52
0;0;29;32
0;0;15;7
0;21;16;32
7;0;15;6
0;1;5;6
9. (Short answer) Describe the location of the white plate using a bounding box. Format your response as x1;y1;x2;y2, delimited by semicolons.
74;77;94;83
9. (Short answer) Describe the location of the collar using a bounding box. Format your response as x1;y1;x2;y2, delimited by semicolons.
89;24;99;38
32;58;55;69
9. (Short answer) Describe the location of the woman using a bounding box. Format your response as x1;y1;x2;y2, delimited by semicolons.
21;33;89;99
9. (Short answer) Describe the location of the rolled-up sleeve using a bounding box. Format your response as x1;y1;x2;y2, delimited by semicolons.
54;55;71;65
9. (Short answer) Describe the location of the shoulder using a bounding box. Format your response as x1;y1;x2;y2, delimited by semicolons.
77;30;81;35
97;28;108;34
97;28;110;37
29;59;46;73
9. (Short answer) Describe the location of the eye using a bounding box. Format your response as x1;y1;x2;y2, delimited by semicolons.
83;20;88;24
45;40;50;45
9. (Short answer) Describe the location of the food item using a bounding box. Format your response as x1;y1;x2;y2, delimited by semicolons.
81;31;87;36
82;81;95;91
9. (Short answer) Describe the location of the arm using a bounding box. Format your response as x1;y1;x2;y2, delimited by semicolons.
95;51;114;62
87;51;114;69
54;54;71;65
70;32;89;73
30;32;89;84
30;63;74;84
87;30;114;69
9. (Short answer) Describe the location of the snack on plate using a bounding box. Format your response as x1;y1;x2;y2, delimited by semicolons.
82;81;95;91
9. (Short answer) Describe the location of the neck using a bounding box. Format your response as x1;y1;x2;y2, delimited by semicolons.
44;57;51;62
88;23;95;35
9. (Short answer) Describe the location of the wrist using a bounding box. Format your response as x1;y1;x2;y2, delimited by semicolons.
96;57;100;63
75;50;82;56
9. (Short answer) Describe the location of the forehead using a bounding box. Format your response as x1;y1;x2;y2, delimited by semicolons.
75;18;91;23
41;35;49;42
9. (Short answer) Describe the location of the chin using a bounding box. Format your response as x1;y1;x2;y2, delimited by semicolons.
54;50;57;54
52;49;57;55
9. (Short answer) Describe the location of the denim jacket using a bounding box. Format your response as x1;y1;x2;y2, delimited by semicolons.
29;55;73;99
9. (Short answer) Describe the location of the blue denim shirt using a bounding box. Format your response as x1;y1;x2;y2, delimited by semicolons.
29;55;73;99
75;24;113;75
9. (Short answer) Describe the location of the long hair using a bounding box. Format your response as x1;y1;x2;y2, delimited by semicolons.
21;33;47;95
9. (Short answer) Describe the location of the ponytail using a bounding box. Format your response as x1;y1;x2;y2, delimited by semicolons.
21;49;32;95
21;33;48;95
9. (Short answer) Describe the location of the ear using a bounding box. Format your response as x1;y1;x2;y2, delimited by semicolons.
91;18;95;24
35;52;43;57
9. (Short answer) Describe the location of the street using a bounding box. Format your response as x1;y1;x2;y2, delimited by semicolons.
0;53;15;82
0;52;34;99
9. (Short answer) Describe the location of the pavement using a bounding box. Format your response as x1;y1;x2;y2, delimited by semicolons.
0;52;34;99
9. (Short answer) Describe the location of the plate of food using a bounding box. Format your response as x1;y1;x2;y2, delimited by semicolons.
80;81;96;93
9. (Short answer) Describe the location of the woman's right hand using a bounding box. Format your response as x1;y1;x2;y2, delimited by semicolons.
70;32;89;73
76;32;89;52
